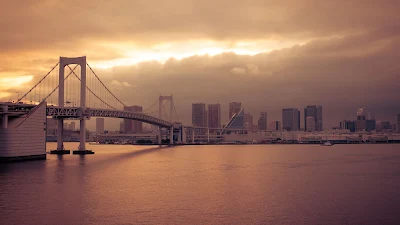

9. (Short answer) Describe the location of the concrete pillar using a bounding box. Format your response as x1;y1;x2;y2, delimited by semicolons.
170;126;173;145
192;128;195;143
207;128;210;143
177;126;182;143
57;119;64;150
1;105;8;129
182;126;186;144
79;119;86;150
158;127;162;146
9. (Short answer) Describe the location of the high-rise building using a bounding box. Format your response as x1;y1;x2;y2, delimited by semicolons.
340;120;356;132
306;116;316;132
192;103;207;127
304;105;323;131
96;118;105;134
268;121;282;131
208;104;221;128
123;105;143;133
356;107;367;132
243;113;253;129
376;121;391;132
229;102;242;120
46;118;57;135
398;113;400;125
282;108;300;131
258;112;268;130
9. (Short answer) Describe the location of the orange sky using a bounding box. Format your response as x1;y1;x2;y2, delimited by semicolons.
1;0;400;127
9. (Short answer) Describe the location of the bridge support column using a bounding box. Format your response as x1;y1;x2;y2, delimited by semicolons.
73;118;94;155
50;118;70;154
158;127;162;146
169;126;173;145
207;128;210;143
1;105;8;129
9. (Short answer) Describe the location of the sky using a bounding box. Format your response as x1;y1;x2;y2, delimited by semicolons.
1;0;400;130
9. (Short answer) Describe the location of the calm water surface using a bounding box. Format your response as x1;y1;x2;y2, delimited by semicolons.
1;143;400;225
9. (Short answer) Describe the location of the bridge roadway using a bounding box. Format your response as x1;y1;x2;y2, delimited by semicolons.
0;103;172;128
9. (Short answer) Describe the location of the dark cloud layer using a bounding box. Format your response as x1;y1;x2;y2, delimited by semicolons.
93;31;400;129
1;0;400;54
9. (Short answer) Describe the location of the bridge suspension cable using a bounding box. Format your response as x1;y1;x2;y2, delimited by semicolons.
66;65;118;110
86;63;127;108
17;62;59;102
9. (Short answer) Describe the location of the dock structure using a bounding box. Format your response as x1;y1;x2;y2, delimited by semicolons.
0;102;47;162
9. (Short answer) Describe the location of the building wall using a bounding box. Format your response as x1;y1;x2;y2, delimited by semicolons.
0;103;46;158
258;112;268;130
306;116;316;132
96;118;105;134
192;103;206;127
282;108;300;131
208;104;221;128
243;113;253;129
229;102;242;120
123;105;143;133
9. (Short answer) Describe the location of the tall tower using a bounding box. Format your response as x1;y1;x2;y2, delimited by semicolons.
208;104;221;128
282;108;300;131
192;103;207;127
229;102;242;120
258;112;268;130
159;95;174;122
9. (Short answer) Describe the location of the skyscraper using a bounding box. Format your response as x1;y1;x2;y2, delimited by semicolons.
258;112;268;130
96;118;105;134
306;116;316;132
229;102;242;120
208;104;221;128
282;108;300;131
340;120;356;132
243;113;253;129
192;103;207;127
398;113;400;125
304;105;323;131
268;121;282;131
123;105;143;133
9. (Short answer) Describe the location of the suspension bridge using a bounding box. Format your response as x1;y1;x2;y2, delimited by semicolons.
0;56;184;159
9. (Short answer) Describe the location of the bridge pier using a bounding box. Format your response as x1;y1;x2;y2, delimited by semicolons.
1;105;8;129
169;126;173;145
158;127;162;146
50;118;70;154
73;119;94;154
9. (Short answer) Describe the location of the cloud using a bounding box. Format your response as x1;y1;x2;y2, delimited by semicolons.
230;67;246;74
1;0;400;130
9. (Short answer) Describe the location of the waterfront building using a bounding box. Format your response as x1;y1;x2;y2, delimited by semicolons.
243;113;253;129
229;102;242;120
123;105;143;133
306;116;316;132
225;108;244;130
282;108;300;131
192;103;207;127
268;121;282;131
304;105;323;131
96;118;105;134
340;120;356;132
258;112;268;130
208;104;221;128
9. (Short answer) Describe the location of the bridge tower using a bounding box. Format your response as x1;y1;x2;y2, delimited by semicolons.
52;56;93;155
